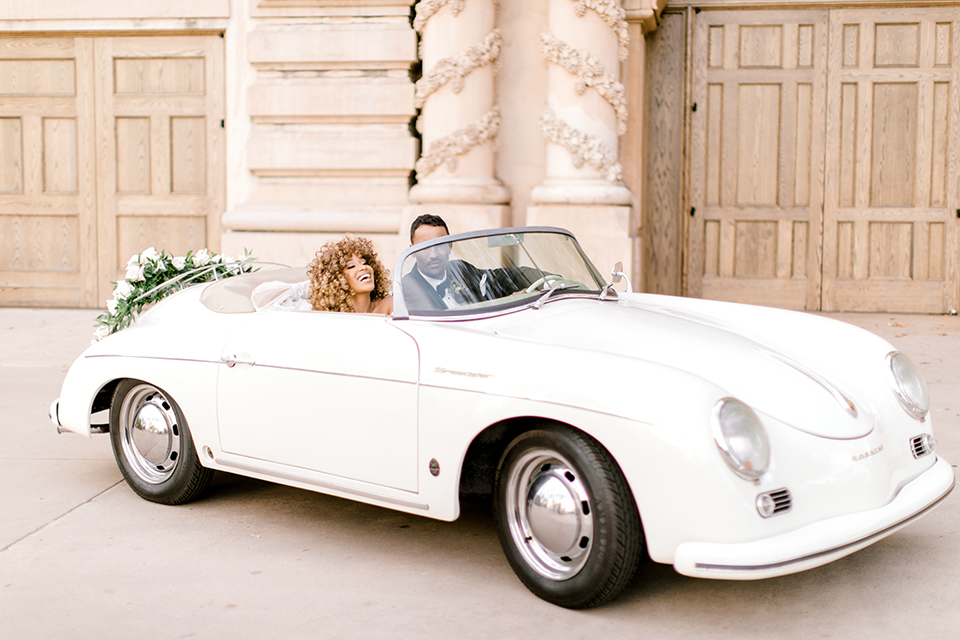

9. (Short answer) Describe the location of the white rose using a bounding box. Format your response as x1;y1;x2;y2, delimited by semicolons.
127;253;142;267
125;263;145;282
92;326;110;343
172;256;186;270
194;249;211;266
107;298;118;315
142;247;160;262
114;280;134;300
211;253;224;264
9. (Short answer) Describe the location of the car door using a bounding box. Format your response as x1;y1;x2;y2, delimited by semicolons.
216;310;420;492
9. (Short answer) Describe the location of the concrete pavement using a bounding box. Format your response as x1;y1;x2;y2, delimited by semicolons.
1;307;959;639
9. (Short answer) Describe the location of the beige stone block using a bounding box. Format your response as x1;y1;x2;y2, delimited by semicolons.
0;0;228;19
526;204;637;286
223;230;403;275
248;23;416;65
252;0;415;19
249;78;416;119
222;206;401;233
248;125;418;172
250;177;411;207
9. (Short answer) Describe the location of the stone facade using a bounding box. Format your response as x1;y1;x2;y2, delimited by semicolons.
0;0;659;303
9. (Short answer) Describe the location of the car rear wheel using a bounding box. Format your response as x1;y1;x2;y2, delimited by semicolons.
495;424;645;608
110;379;213;505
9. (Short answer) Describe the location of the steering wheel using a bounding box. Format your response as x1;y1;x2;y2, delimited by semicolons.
524;274;563;293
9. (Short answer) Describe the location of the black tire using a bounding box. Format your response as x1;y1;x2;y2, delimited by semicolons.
109;379;213;505
494;424;645;608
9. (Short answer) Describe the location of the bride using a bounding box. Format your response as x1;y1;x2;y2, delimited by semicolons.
251;236;393;314
308;236;393;314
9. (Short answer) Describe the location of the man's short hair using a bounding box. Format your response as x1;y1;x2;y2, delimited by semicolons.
410;214;449;243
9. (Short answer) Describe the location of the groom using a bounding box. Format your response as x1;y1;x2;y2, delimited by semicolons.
401;215;496;312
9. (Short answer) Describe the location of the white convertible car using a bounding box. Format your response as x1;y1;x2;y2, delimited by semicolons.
51;227;954;608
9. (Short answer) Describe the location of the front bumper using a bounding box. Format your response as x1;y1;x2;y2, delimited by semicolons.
674;456;955;580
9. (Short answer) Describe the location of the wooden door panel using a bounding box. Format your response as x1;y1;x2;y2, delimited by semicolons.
113;56;206;94
0;117;24;192
95;36;224;299
0;34;222;308
0;37;96;307
116;216;207;264
171;116;207;193
822;8;960;312
689;11;827;310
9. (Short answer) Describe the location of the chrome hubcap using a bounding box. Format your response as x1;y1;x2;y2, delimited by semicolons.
119;384;181;484
505;449;594;580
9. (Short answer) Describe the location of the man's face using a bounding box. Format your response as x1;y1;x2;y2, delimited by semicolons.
412;224;451;279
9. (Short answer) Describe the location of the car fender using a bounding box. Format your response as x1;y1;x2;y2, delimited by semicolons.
56;353;220;454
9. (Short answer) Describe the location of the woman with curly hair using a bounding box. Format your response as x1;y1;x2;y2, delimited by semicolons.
307;236;393;314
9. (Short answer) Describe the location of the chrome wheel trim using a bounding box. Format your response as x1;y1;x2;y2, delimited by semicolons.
118;384;182;485
505;448;594;581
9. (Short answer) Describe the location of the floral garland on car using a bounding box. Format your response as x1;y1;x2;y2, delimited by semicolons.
93;247;256;342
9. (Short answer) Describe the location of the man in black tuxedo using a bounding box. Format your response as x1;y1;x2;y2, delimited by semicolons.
401;215;490;312
401;215;545;312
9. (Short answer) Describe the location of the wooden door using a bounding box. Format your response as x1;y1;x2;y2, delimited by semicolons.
821;9;960;312
94;36;225;301
0;38;98;306
0;34;223;307
688;11;828;310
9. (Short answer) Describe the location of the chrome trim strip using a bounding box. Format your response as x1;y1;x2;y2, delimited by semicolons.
416;382;656;425
85;354;417;386
694;472;954;573
252;363;418;386
398;292;604;323
85;354;214;364
215;457;430;511
755;346;858;418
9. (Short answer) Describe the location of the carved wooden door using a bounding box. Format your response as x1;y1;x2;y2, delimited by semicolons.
688;8;960;313
688;11;828;310
821;8;960;312
94;36;225;302
0;38;98;306
0;35;223;307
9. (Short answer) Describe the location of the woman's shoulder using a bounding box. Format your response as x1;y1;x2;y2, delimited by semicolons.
372;295;393;316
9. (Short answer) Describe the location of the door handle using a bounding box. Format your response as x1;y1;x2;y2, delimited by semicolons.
220;354;255;368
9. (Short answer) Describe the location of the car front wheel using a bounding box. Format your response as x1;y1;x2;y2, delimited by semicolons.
110;379;213;505
495;425;645;608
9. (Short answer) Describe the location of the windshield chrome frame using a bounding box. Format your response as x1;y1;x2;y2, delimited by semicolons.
391;226;604;320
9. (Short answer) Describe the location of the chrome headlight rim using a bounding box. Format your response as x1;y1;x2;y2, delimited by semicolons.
886;351;929;420
711;397;771;481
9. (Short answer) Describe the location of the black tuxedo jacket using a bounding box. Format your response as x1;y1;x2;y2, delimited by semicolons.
401;261;541;312
401;261;486;312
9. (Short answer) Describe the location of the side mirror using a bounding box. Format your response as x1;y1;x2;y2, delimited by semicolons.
610;262;633;293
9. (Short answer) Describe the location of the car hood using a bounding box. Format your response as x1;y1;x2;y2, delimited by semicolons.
492;297;881;439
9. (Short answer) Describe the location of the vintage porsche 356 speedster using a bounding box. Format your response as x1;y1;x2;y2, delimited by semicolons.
50;227;954;608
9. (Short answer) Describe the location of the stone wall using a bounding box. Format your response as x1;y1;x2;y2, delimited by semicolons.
222;0;419;270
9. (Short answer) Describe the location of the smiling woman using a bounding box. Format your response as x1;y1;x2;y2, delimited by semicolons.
307;236;393;314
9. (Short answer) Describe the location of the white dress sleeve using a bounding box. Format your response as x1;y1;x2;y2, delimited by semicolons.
251;280;313;312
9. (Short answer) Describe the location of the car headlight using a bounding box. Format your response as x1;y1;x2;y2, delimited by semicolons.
711;398;770;480
887;351;929;420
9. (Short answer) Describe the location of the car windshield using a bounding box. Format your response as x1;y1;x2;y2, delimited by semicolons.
396;229;606;317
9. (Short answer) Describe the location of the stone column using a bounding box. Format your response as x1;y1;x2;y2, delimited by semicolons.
403;0;511;246
528;0;634;281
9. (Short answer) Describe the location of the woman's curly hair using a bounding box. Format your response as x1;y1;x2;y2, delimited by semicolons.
307;236;391;312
